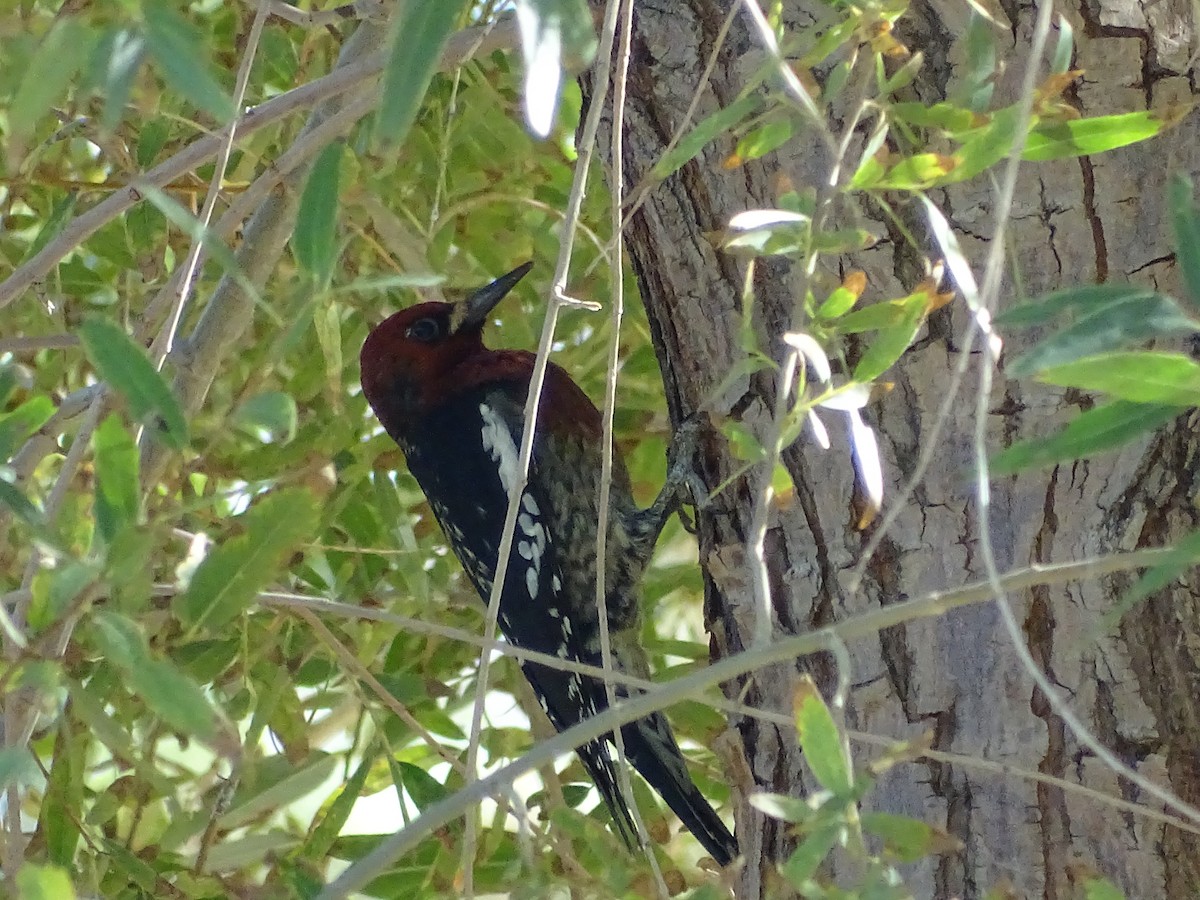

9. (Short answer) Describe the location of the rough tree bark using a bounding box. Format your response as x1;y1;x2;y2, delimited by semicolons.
587;1;1200;897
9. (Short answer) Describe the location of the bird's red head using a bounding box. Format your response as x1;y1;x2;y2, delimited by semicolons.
360;262;533;430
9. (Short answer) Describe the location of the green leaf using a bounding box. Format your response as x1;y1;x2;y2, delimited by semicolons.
220;754;339;829
23;193;79;264
651;93;761;180
1169;173;1200;311
0;477;45;531
306;756;374;860
1038;351;1200;405
779;821;842;886
78;317;188;450
862;811;960;862
141;3;233;121
1105;528;1200;628
233;392;299;444
991;401;1182;475
93;415;140;544
997;284;1156;327
1024;109;1187;162
129;658;217;738
749;792;813;824
378;1;469;144
179;489;318;632
889;101;979;133
852;294;927;382
15;863;76;900
400;761;450;810
92;28;147;131
794;677;853;795
293;142;344;286
1082;875;1127;900
0;396;55;462
515;0;597;137
28;562;96;632
10;19;89;142
733;119;794;163
90;610;218;738
1006;291;1200;377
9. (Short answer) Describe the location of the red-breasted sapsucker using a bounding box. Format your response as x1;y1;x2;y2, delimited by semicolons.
360;262;737;865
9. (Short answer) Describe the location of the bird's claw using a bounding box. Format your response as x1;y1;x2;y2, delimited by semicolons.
666;413;711;525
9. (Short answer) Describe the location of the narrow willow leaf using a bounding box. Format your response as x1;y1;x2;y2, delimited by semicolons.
997;284;1156;327
0;478;44;530
78;317;188;450
219;754;339;829
515;0;596;137
0;395;54;461
780;822;842;885
129;659;217;738
378;1;468;144
93;415;140;544
93;27;147;130
15;864;76;900
1007;292;1200;377
306;757;374;860
141;3;233;121
293;142;344;286
1169;173;1200;311
1051;15;1074;75
1024;109;1189;162
179;489;318;631
749;792;813;824
1038;351;1200;405
732;119;793;164
1105;528;1200;628
991;400;1182;475
889;101;979;133
651;94;761;180
400;762;451;810
90;610;218;738
852;295;926;381
794;677;853;795
23;193;78;263
10;19;89;142
862;811;961;862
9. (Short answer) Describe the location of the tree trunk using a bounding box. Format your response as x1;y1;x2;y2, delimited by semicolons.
587;1;1200;896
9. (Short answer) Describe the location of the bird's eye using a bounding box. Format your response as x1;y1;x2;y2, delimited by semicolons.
406;317;441;343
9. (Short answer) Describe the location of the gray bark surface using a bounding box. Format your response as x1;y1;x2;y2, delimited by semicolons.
587;1;1200;896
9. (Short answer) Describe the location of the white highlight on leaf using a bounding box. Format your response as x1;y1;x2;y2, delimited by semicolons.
515;1;563;138
727;209;809;230
783;331;832;383
846;407;884;512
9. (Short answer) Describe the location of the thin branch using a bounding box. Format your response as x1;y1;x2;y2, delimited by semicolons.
458;0;626;887
595;0;668;892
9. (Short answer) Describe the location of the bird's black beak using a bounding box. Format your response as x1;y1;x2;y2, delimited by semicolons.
458;261;533;331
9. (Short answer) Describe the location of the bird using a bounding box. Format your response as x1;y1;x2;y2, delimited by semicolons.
359;261;737;865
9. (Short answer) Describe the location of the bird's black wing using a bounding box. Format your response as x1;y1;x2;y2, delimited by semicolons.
402;387;639;848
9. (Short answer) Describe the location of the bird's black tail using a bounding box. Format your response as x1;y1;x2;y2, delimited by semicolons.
621;713;738;866
578;740;641;850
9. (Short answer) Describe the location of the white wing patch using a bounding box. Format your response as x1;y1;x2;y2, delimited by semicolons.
479;402;521;497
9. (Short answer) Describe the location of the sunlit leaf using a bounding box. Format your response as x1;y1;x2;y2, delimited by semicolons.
1024;109;1190;161
15;863;76;900
862;811;961;861
233;392;299;444
794;677;852;796
179;489;318;632
1038;351;1200;405
651;94;761;180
